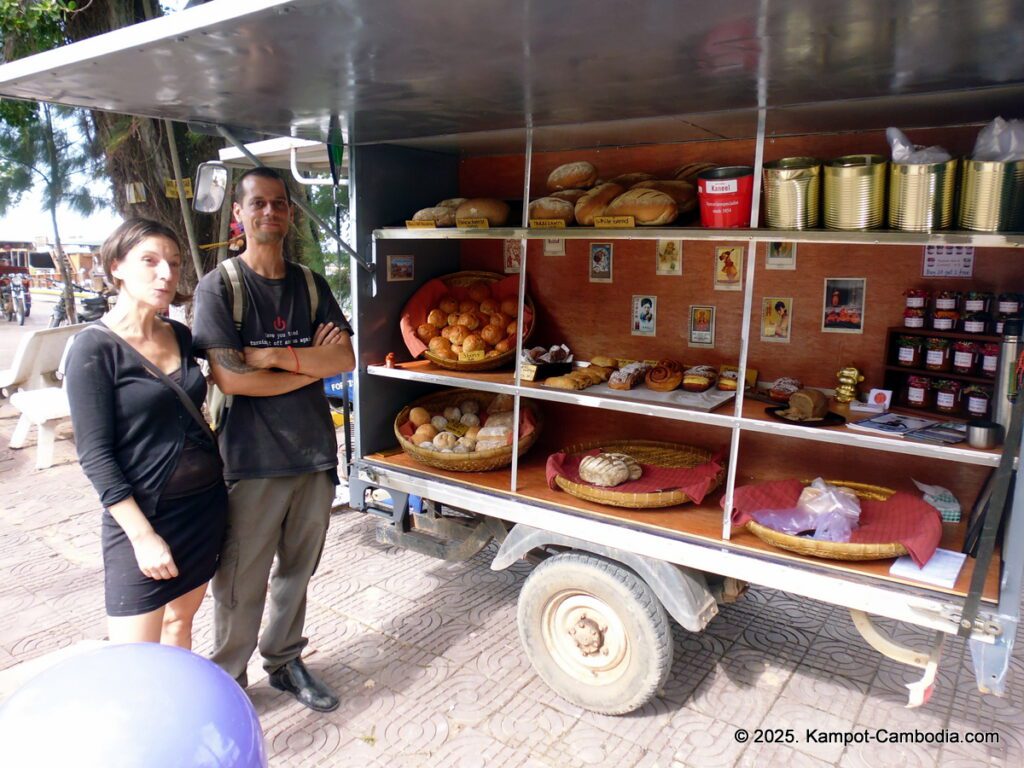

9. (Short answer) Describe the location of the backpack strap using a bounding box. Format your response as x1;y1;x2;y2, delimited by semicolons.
217;256;246;332
297;263;319;325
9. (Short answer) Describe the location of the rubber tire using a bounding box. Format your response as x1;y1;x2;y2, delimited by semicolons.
15;299;25;326
517;551;673;715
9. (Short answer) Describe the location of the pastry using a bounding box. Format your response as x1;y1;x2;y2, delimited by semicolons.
683;365;717;392
780;388;829;421
590;355;618;369
769;376;803;402
411;206;456;226
455;198;510;226
631;180;698;213
528;197;575;224
717;367;739;391
673;161;718;184
608;362;650;390
578;452;643;487
547;161;598;192
544;375;586;390
645;364;683;392
604;189;678;225
574;182;626;225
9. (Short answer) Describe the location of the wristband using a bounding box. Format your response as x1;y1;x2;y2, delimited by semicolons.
287;345;300;374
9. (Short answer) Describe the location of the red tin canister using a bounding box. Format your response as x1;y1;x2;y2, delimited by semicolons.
697;166;754;228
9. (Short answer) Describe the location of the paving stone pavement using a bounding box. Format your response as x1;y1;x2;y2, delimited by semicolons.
0;405;1022;767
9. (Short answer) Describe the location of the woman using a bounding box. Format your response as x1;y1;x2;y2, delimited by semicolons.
65;218;227;648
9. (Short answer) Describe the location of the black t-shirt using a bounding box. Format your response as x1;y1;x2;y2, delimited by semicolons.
191;259;352;481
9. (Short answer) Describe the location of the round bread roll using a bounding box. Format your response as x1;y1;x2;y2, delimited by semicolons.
465;425;481;440
673;161;718;184
427;309;448;328
631;180;698;213
480;324;504;345
485;350;501;358
467;283;491;302
605;189;678;225
411;206;455;226
528;197;575;225
448;325;471;344
416;323;439;342
446;312;461;327
547;161;598;192
435;347;458;360
500;299;518;318
609;172;656;187
428;336;451;354
574;182;626;225
409;407;431;427
488;311;509;329
463;334;485;353
438;296;459;314
549;189;587;205
458;300;479;314
494;339;512;354
440;326;456;340
457;312;480;331
479;298;499;315
413;423;438;441
455;198;510;226
506;321;518;336
436;197;467;210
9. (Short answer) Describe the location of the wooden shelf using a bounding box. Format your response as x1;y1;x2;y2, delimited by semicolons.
364;449;1000;603
884;364;996;386
887;325;1001;344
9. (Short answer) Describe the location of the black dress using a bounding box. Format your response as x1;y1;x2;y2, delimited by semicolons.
65;321;228;616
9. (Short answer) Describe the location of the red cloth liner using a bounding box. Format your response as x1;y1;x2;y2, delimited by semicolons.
726;479;942;567
546;450;724;506
399;275;534;358
399;407;537;442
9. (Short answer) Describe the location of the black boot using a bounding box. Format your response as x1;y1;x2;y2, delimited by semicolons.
268;659;339;712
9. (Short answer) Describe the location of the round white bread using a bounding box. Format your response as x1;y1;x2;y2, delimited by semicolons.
412;206;456;226
631;180;697;213
548;189;587;205
528;197;575;224
455;198;510;226
673;161;718;183
573;182;626;225
547;161;598;192
436;197;467;210
609;171;656;187
604;189;679;225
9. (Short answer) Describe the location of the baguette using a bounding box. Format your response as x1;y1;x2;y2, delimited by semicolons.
574;182;626;226
604;189;678;225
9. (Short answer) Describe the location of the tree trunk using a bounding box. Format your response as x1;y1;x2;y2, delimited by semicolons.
42;104;77;323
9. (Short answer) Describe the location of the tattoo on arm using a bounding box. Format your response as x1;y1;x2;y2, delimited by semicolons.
211;348;257;375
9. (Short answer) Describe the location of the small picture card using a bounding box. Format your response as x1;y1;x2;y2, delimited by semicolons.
822;277;866;334
760;297;793;343
714;245;743;291
632;295;657;336
589;242;613;283
766;241;797;270
386;254;414;282
543;238;565;256
923;245;974;278
503;239;522;273
656;239;683;275
688;305;716;347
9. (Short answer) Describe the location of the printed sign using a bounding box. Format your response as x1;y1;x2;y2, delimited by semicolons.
923;245;974;278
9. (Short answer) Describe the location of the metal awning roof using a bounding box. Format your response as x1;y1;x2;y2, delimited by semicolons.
0;0;1022;152
218;136;335;172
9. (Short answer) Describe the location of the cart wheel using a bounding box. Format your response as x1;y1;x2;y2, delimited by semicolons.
517;551;672;715
15;299;25;326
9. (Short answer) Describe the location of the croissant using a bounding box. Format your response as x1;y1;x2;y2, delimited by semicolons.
578;452;643;487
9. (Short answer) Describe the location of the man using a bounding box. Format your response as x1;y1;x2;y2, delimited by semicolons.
192;167;355;712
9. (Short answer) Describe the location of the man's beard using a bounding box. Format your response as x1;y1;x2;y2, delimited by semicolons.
250;228;285;245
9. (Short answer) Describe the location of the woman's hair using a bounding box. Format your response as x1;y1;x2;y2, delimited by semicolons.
101;218;189;304
775;300;786;312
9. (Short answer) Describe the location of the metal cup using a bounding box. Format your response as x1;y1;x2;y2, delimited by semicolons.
763;157;821;229
824;154;888;230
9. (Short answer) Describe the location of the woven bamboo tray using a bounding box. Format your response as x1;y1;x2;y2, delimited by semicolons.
421;271;535;372
745;480;908;561
395;388;542;472
553;440;724;509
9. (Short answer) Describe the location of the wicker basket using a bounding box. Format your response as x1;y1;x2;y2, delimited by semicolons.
395;389;542;472
552;440;725;509
420;271;535;372
744;480;908;561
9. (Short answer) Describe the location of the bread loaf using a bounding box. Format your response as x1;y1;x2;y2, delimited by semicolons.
549;189;587;205
781;388;829;420
673;161;718;183
574;182;625;225
436;197;467;210
578;452;642;487
610;172;656;187
455;198;510;226
547;161;598;192
604;189;678;225
412;206;456;226
528;197;575;224
631;180;697;213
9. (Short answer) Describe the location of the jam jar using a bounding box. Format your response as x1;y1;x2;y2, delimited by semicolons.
935;380;962;414
906;376;933;409
995;314;1016;335
961;313;989;334
997;293;1021;316
935;290;960;312
896;335;924;367
980;343;1000;378
952;341;978;374
903;308;926;328
931;310;959;331
924;337;951;371
964;385;992;418
904;288;930;310
963;291;992;314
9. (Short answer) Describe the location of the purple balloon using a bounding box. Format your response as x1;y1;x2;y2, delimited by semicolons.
0;643;267;767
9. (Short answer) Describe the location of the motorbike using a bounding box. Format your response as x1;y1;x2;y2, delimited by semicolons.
49;284;111;327
1;275;28;325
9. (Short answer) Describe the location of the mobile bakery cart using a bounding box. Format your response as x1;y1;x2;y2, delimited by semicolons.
1;0;1022;714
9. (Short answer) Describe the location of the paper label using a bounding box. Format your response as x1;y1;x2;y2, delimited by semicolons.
705;179;738;194
520;363;538;382
908;386;927;404
898;347;916;363
617;358;637;368
906;297;926;308
964;299;986;311
456;218;490;229
594;215;635;228
935;298;957;310
923;245;974;278
999;300;1020;313
445;421;469;437
964;320;986;333
983;354;999;373
937;392;956;409
904;317;925;328
405;220;436;229
954;351;974;368
968;396;988;415
459;350;486;362
932;318;954;330
529;219;566;228
996;320;1006;334
926;350;946;366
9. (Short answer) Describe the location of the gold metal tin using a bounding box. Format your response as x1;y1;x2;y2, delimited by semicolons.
824;154;887;230
958;159;1024;232
763;157;821;229
888;158;957;232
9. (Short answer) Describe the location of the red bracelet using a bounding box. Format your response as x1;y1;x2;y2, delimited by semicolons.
287;345;300;374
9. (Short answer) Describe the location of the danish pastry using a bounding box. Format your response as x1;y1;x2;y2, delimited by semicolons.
769;376;803;402
645;361;684;391
608;362;650;390
683;365;717;392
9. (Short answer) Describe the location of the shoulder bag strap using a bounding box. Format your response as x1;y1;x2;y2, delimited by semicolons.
90;323;218;446
297;263;319;324
218;256;246;332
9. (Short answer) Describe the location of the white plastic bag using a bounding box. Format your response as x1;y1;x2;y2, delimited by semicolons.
971;117;1024;162
886;127;951;164
797;478;862;543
